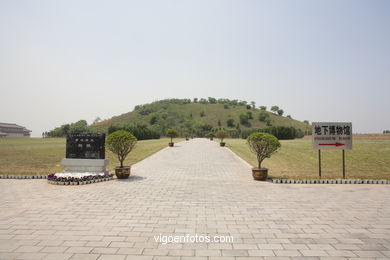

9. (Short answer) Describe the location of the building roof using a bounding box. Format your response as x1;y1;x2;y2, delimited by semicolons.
0;123;31;132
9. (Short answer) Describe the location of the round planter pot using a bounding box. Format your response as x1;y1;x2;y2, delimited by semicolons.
185;138;189;141
168;142;174;147
115;166;131;179
252;168;268;181
220;142;226;147
210;138;213;141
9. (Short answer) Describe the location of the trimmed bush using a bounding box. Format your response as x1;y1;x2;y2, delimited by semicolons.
215;130;227;142
247;132;280;169
106;130;137;168
166;129;179;143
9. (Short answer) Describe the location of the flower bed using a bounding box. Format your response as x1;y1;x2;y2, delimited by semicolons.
47;173;114;185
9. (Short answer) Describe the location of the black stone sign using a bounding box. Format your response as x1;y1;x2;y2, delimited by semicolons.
66;133;105;159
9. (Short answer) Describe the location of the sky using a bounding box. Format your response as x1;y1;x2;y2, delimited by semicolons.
0;0;389;137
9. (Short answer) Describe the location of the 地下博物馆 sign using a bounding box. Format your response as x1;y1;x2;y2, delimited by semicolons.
312;122;352;150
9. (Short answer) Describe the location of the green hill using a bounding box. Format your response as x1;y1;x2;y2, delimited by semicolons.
90;98;310;137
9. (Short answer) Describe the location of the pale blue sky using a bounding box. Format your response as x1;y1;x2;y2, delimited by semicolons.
1;0;389;136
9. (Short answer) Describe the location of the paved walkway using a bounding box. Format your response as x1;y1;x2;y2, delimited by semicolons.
0;138;389;260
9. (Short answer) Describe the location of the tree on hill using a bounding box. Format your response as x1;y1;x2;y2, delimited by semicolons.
271;106;279;113
259;106;267;111
240;113;249;125
246;111;253;119
227;118;235;128
258;111;271;125
277;109;284;116
251;101;256;109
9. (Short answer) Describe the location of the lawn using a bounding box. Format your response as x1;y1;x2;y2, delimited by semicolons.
0;138;181;175
226;135;390;179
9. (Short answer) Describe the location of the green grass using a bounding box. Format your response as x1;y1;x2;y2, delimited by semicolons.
0;138;182;175
226;137;390;179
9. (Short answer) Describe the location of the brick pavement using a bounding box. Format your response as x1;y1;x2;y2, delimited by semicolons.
0;138;389;259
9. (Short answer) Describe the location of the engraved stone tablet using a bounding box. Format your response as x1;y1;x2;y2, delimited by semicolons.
66;133;105;159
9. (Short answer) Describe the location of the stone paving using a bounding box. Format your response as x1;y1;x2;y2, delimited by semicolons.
0;138;389;260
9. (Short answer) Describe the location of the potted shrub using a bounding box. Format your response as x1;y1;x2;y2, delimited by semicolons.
208;132;215;141
247;132;280;181
215;130;227;146
106;130;137;179
184;132;190;141
166;129;178;147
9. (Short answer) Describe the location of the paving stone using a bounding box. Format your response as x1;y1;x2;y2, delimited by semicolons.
0;139;389;260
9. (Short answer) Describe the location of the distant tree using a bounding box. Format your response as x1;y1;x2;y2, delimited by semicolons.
277;109;284;116
199;98;208;104
200;111;205;117
189;113;193;119
246;104;252;110
69;120;88;133
93;117;102;124
218;120;222;127
239;113;249;125
271;106;279;113
246;111;253;119
227;118;235;128
250;101;256;109
259;106;267;111
286;115;292;119
303;120;309;124
193;98;198;103
384;130;390;134
223;104;229;109
258;111;270;122
208;97;217;104
149;114;158;125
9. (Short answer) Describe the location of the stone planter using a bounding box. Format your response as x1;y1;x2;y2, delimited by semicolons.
220;142;226;147
252;168;268;181
115;166;131;179
169;142;174;147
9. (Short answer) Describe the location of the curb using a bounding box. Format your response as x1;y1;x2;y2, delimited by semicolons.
0;175;47;179
47;176;114;185
271;179;389;184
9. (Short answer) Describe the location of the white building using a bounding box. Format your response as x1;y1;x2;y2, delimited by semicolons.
0;123;31;138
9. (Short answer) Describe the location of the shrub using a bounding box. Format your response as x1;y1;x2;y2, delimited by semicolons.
106;130;137;168
246;111;253;119
239;113;249;125
215;130;227;142
258;111;270;122
247;132;280;169
108;124;160;140
166;129;179;143
227;118;235;127
277;109;284;116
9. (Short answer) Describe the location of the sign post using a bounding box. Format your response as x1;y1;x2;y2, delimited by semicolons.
312;122;352;179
